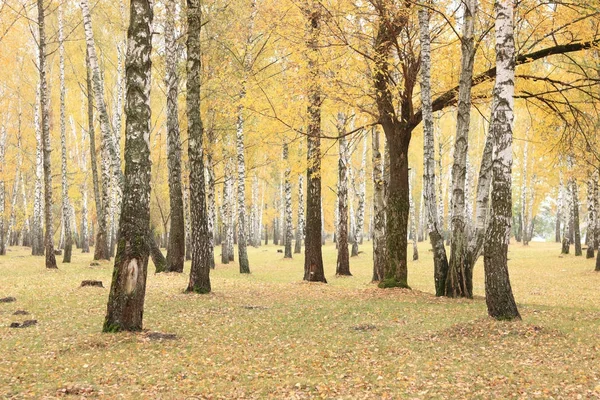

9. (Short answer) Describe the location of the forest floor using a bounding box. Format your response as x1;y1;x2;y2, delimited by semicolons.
1;241;600;399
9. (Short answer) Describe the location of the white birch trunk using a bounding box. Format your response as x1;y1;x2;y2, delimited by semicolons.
32;85;44;256
283;143;293;258
484;0;520;320
418;5;449;295
59;7;72;262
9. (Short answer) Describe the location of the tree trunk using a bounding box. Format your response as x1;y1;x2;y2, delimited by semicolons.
446;0;476;298
235;107;250;273
0;126;6;255
352;133;367;256
82;0;123;261
150;233;166;273
336;115;351;276
206;131;216;269
221;165;232;264
371;128;387;282
37;0;57;269
303;1;326;283
32;88;44;256
283;143;293;258
418;5;449;296
521;142;529;245
294;174;304;254
483;0;520;321
409;171;418;261
164;0;185;273
586;177;595;259
59;8;72;263
86;50;108;260
571;176;582;256
103;0;154;332
186;0;212;293
463;129;493;297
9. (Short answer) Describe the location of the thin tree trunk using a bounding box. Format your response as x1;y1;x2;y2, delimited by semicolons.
32;88;44;256
295;174;304;254
38;0;57;269
303;0;326;283
164;0;185;273
59;7;72;263
418;5;449;296
82;0;123;261
186;0;212;293
409;171;418;261
0;126;6;255
283;143;293;258
521;141;529;245
86;50;108;260
103;0;154;332
446;0;476;297
235;109;250;273
571;176;582;256
206;130;216;269
483;0;520;321
352;132;367;256
336;114;350;276
371;128;386;282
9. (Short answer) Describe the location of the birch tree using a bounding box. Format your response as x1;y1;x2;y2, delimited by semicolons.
0;125;6;255
32;90;43;256
283;142;293;258
295;174;304;254
371;127;386;282
186;0;212;293
351;132;367;256
586;176;596;259
483;0;520;321
164;0;185;273
336;113;350;276
303;0;326;283
37;0;57;269
59;7;72;263
103;0;154;332
447;0;477;297
418;4;449;296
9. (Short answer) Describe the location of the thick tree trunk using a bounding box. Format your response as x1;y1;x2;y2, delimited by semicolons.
446;0;476;298
336;116;351;276
483;0;520;321
303;1;326;283
164;0;185;273
59;8;72;263
371;128;387;282
283;143;293;258
38;0;57;269
184;183;192;261
186;0;212;293
103;0;154;332
295;175;304;253
418;6;449;296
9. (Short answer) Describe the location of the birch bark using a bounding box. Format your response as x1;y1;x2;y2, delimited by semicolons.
484;0;520;320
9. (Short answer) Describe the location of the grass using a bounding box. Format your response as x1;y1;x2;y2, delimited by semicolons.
1;241;600;399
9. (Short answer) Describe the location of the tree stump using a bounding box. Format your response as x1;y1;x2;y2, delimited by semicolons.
80;280;103;288
0;296;16;303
